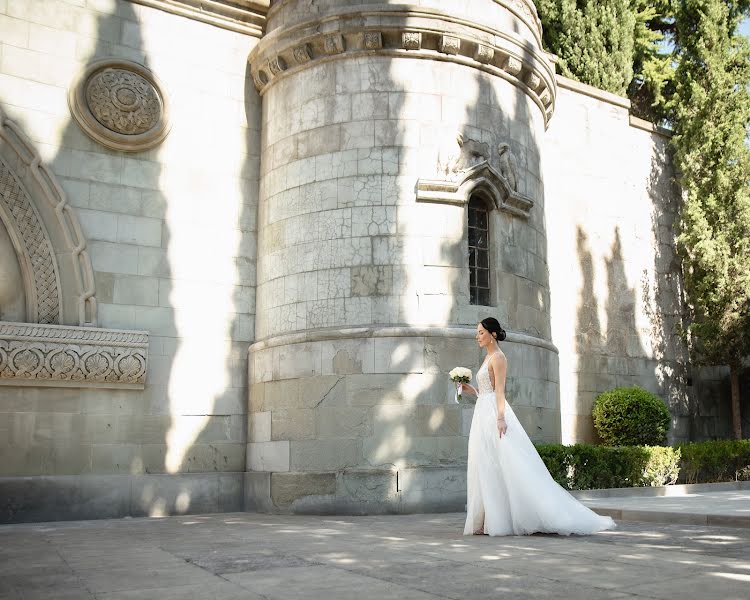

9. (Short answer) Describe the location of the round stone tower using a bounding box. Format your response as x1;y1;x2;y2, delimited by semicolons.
246;0;559;513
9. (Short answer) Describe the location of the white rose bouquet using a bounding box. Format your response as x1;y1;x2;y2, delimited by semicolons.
449;367;472;403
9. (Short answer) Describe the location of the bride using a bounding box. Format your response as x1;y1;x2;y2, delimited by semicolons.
461;317;615;536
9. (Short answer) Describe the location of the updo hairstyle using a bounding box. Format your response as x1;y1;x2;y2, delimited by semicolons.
480;317;507;342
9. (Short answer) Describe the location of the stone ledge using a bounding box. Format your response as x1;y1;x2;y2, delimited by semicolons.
249;325;559;354
556;75;631;110
572;480;750;499
129;0;268;37
0;472;244;523
0;321;149;389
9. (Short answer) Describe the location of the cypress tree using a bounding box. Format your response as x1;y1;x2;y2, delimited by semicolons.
671;0;750;439
536;0;636;95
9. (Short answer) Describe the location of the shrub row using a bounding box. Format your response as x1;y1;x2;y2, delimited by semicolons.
536;444;680;490
537;439;750;490
677;440;750;484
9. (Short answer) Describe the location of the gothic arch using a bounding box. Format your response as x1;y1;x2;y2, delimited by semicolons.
0;107;97;326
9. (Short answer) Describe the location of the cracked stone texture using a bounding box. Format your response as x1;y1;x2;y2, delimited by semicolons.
2;512;749;599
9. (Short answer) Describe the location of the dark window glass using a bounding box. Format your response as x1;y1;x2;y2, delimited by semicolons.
468;196;490;306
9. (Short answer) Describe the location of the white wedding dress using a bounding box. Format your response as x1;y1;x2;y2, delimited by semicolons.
464;356;616;536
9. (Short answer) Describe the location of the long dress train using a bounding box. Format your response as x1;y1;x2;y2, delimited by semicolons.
464;358;615;536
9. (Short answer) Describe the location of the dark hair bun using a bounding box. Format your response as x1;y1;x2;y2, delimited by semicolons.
480;317;506;341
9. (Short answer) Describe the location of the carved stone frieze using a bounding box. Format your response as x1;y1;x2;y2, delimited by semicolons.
69;59;171;153
248;5;557;126
0;321;149;389
420;134;532;218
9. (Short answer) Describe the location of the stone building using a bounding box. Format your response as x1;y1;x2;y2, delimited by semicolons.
0;0;732;522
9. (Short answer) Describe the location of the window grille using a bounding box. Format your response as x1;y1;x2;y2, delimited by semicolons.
468;196;490;305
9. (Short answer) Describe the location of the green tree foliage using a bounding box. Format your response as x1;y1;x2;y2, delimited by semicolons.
536;0;636;95
592;387;671;446
670;0;750;438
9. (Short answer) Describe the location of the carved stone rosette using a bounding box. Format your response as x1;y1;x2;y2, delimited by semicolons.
0;322;149;389
69;59;171;153
249;2;557;126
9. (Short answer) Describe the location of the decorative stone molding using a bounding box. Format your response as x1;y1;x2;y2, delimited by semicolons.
0;157;60;325
0;107;96;326
248;7;557;126
0;322;149;389
69;59;171;153
129;0;267;37
417;134;533;217
249;325;558;354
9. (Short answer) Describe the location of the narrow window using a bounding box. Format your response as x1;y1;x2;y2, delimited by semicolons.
468;195;490;305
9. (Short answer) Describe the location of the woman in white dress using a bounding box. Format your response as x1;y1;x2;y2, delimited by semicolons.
461;317;616;536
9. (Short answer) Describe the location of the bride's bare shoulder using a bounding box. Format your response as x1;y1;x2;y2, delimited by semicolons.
490;352;507;369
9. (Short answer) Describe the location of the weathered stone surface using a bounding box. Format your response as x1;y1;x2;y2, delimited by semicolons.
270;472;336;505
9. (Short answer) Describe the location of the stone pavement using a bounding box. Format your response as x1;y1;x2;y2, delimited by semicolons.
2;493;750;600
579;487;750;528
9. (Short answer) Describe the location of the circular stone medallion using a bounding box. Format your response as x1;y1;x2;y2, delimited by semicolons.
69;59;170;152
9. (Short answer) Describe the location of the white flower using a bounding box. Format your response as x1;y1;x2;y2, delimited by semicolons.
449;367;472;381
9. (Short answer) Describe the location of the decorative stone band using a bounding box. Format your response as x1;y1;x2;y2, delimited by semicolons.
249;8;557;126
417;162;534;218
0;321;149;389
248;325;558;355
129;0;268;37
0;107;97;326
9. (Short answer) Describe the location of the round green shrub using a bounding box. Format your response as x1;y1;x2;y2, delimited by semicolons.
592;386;671;446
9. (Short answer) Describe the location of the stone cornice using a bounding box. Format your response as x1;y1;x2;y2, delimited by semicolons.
0;322;149;389
129;0;268;37
248;325;558;354
249;6;557;126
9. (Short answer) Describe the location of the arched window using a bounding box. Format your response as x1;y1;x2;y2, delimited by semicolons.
468;195;490;305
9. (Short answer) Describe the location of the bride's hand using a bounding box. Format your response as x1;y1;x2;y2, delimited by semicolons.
496;416;507;438
460;383;478;397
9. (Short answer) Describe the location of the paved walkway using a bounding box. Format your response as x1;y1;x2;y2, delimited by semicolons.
2;490;749;600
581;488;750;528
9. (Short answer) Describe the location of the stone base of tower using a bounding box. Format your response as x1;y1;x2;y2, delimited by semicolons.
244;466;467;514
245;326;560;514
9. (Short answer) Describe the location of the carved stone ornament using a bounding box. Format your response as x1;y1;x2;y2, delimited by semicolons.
418;134;533;218
440;35;461;55
0;321;149;389
293;44;313;64
402;32;422;50
69;59;171;153
503;56;523;76
323;34;345;55
363;31;383;50
474;44;494;64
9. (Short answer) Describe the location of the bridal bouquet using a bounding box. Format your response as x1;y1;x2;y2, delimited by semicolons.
449;367;472;403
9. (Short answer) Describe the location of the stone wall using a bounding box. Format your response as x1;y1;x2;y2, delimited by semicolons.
544;77;691;444
0;0;261;522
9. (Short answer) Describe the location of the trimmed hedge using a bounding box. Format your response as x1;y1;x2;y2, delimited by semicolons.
592;386;671;446
536;444;680;490
537;439;750;490
677;440;750;484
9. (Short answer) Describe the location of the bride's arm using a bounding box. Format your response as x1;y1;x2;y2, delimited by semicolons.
490;353;508;436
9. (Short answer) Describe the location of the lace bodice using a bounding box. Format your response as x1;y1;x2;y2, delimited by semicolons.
476;359;495;395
